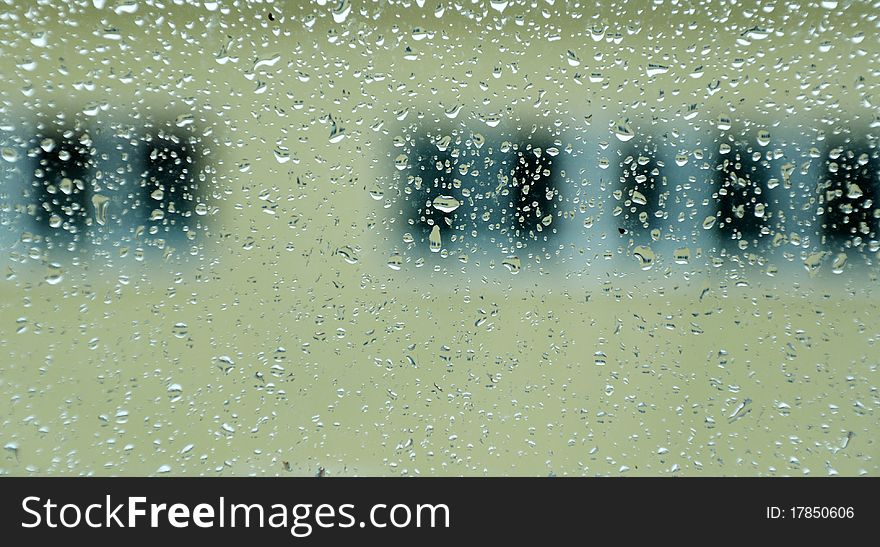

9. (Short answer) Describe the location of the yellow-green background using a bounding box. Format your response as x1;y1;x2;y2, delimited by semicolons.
1;1;877;475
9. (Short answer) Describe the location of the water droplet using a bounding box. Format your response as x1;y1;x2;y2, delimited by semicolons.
444;104;462;119
329;120;345;143
215;355;235;373
702;215;717;230
337;245;359;264
831;253;847;274
633;245;655;270
331;0;351;23
45;263;63;285
428;225;442;252
435;135;452;152
490;0;508;13
432;195;461;213
387;252;403;270
502;256;521;274
646;63;669;77
92;194;110;226
1;147;19;162
757;129;771;147
273;146;290;163
174;114;194;128
4;442;19;457
847;183;864;199
613;119;634;142
672;247;691;264
803;251;827;274
743;26;770;40
59;177;74;195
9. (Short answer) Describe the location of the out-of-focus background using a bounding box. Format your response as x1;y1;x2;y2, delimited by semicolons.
1;0;878;476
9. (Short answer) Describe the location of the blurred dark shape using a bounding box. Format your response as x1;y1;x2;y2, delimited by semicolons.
820;138;879;250
508;138;561;244
139;130;200;237
29;130;91;244
399;132;499;250
714;142;770;244
617;137;665;238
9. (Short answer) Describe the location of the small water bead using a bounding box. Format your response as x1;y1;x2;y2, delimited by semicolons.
435;135;452;151
337;245;358;264
432;195;460;213
428;225;442;252
490;0;509;13
273;146;290;163
847;183;864;200
484;114;502;128
673;247;690;264
646;63;669;77
387;252;403;270
633;245;655;270
92;194;110;225
331;0;351;23
613;120;634;142
502;256;521;274
443;104;461;119
1;147;19;162
803;251;826;274
831;253;847;274
45;263;64;285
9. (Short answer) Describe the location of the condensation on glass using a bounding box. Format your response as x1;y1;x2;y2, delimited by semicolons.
0;1;877;477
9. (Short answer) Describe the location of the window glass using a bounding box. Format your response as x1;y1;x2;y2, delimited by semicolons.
1;1;877;476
